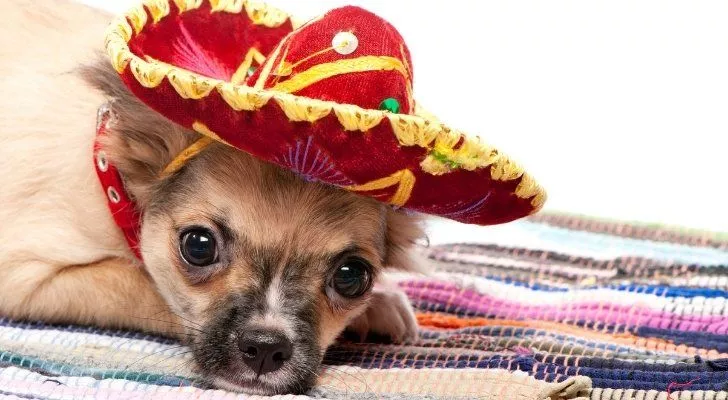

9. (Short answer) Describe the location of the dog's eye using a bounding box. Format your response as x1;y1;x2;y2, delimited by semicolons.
330;258;372;298
179;228;218;267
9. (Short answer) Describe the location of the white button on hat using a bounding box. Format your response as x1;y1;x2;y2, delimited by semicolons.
332;31;358;55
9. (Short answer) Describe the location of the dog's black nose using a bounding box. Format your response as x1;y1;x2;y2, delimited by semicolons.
238;329;293;375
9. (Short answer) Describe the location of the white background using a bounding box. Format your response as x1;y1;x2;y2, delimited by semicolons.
80;0;728;233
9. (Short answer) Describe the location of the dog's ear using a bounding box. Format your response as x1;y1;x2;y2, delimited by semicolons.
383;208;428;273
79;57;198;207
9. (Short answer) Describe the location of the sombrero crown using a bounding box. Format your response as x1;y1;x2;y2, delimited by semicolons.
105;0;546;225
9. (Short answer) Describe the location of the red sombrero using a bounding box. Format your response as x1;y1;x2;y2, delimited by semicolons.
104;0;546;226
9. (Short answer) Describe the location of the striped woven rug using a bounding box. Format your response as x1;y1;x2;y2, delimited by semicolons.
1;214;726;399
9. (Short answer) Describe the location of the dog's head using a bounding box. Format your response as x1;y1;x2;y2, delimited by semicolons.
82;61;424;394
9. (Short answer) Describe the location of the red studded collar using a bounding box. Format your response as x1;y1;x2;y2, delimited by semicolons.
93;103;143;260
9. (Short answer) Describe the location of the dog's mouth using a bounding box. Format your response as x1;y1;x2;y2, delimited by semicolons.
211;372;301;395
199;354;319;395
211;375;273;395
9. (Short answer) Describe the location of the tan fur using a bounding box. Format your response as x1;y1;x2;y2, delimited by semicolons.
0;0;180;333
0;0;426;393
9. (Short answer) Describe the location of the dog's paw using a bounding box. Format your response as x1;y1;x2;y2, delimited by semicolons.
346;283;418;343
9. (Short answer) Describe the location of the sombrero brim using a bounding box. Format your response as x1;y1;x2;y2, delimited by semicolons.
104;0;546;225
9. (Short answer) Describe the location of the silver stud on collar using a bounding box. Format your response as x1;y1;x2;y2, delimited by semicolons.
96;101;117;131
332;32;358;55
96;151;109;172
107;186;121;204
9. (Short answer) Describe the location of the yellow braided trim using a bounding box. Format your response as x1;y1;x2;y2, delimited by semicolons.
160;136;214;178
144;0;289;27
244;0;289;27
217;82;274;110
130;57;170;88
173;0;202;14
388;114;440;148
209;0;244;12
172;0;203;13
208;0;291;27
107;38;133;73
125;4;148;34
334;105;385;132
168;69;220;99
346;169;415;207
274;94;332;122
105;17;134;72
272;56;408;94
143;0;170;23
516;174;547;212
105;1;546;207
123;0;290;38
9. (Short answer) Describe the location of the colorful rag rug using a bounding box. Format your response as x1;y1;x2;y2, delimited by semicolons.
1;214;727;399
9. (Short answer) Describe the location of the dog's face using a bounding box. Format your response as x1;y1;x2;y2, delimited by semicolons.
83;60;423;394
141;146;414;393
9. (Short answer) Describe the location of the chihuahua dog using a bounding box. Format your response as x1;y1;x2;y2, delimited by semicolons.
0;0;425;394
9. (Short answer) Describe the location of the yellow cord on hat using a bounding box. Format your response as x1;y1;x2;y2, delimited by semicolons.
345;169;415;207
159;136;214;179
271;56;408;94
159;122;233;179
230;48;266;85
